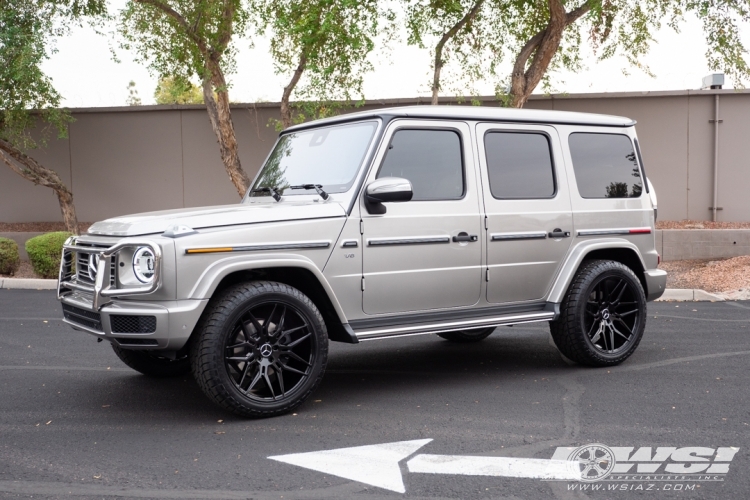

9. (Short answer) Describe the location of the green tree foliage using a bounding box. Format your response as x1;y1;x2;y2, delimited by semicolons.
126;80;143;105
405;0;498;105
256;0;391;129
154;76;204;104
119;0;252;197
488;0;750;108
0;0;105;234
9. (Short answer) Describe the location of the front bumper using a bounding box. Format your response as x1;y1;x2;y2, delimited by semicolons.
60;293;207;351
644;268;668;301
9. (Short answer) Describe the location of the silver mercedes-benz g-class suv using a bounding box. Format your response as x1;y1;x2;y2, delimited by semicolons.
58;106;666;417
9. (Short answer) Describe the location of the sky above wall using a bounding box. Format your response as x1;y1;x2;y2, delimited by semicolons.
43;5;749;109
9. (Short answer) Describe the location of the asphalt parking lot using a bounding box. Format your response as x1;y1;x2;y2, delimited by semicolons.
1;289;749;500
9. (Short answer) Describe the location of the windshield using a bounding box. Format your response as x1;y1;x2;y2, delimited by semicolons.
249;120;378;197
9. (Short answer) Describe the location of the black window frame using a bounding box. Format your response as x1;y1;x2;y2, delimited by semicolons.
633;138;650;193
482;129;558;200
375;126;467;202
568;131;645;200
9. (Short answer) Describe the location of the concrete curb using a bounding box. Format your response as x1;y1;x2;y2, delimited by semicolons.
0;278;58;290
655;289;725;302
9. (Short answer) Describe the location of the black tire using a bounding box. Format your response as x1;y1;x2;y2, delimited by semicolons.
437;327;495;343
111;343;190;378
550;260;647;367
190;281;328;418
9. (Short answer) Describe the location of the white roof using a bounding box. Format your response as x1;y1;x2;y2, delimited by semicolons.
287;105;634;132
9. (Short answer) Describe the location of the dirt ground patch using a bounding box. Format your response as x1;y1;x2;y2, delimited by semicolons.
659;256;750;293
0;261;41;279
656;220;750;230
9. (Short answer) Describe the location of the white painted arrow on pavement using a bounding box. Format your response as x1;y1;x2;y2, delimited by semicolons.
268;439;433;494
268;440;580;493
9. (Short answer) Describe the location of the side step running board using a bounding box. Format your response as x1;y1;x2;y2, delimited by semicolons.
354;311;555;341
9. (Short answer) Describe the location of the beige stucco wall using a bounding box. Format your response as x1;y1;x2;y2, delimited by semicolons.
1;90;748;223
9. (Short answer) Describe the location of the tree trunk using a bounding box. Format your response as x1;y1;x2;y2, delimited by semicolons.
509;0;592;108
280;53;308;129
431;0;485;105
0;139;79;235
202;59;250;198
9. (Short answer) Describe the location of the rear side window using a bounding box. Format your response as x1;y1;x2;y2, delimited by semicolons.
378;129;464;201
569;133;643;198
484;132;555;199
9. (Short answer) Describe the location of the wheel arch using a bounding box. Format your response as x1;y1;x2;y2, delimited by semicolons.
188;258;356;344
548;240;647;304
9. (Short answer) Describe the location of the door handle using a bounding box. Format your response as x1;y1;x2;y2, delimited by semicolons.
548;228;571;238
452;232;478;243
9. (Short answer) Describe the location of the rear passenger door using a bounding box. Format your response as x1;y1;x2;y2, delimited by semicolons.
476;124;574;304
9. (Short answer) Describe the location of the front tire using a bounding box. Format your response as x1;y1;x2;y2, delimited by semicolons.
550;260;646;367
191;281;328;418
111;343;190;378
437;327;495;343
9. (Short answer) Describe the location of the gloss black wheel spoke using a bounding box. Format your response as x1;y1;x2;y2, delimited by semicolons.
238;362;253;388
283;331;312;349
618;308;639;318
278;324;306;338
275;306;287;337
279;363;306;376
243;313;263;338
275;364;286;397
284;350;312;367
227;340;254;349
265;304;278;335
614;317;635;336
608;279;625;303
263;368;276;400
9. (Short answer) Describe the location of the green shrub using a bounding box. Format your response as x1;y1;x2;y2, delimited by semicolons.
0;238;20;276
26;232;72;279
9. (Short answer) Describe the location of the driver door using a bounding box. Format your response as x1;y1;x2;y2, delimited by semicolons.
360;120;483;315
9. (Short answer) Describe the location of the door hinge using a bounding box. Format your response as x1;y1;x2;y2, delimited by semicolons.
359;219;364;234
484;216;488;230
485;269;490;282
361;277;366;291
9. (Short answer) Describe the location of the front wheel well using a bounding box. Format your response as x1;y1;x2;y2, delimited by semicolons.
206;267;355;344
580;248;647;291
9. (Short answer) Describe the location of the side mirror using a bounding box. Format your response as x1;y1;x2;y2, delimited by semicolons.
364;177;413;214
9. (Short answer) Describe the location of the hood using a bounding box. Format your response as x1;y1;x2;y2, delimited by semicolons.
87;201;347;237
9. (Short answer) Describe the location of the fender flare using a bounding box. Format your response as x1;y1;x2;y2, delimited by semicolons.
186;253;349;324
547;238;647;304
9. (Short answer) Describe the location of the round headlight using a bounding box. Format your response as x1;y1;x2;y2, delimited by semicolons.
132;247;155;283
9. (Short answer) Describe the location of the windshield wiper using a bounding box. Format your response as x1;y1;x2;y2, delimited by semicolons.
251;186;282;202
289;184;330;201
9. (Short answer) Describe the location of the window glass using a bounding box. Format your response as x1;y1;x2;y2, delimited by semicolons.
377;129;464;201
484;132;555;199
569;133;643;198
250;121;377;197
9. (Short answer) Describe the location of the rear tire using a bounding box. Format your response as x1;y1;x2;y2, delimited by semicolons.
437;327;495;343
111;343;190;378
550;260;646;367
190;281;328;418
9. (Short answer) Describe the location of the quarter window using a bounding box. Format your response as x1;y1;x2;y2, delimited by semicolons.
377;129;464;201
569;133;643;198
484;132;555;199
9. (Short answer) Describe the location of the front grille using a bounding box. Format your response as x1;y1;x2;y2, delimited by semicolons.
75;243;116;286
62;304;102;331
115;338;159;346
110;315;157;334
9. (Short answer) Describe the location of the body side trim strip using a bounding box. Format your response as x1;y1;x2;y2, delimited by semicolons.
491;231;548;241
367;236;451;247
185;241;331;254
577;227;652;237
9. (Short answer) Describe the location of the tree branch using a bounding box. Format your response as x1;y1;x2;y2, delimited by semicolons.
280;53;308;129
432;0;485;105
134;0;208;53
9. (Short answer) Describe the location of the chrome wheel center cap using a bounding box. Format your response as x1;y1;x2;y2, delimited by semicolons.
259;343;273;358
601;310;611;321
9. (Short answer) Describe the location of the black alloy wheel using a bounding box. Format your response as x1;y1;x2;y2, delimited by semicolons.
550;260;646;366
192;281;328;417
224;301;316;402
